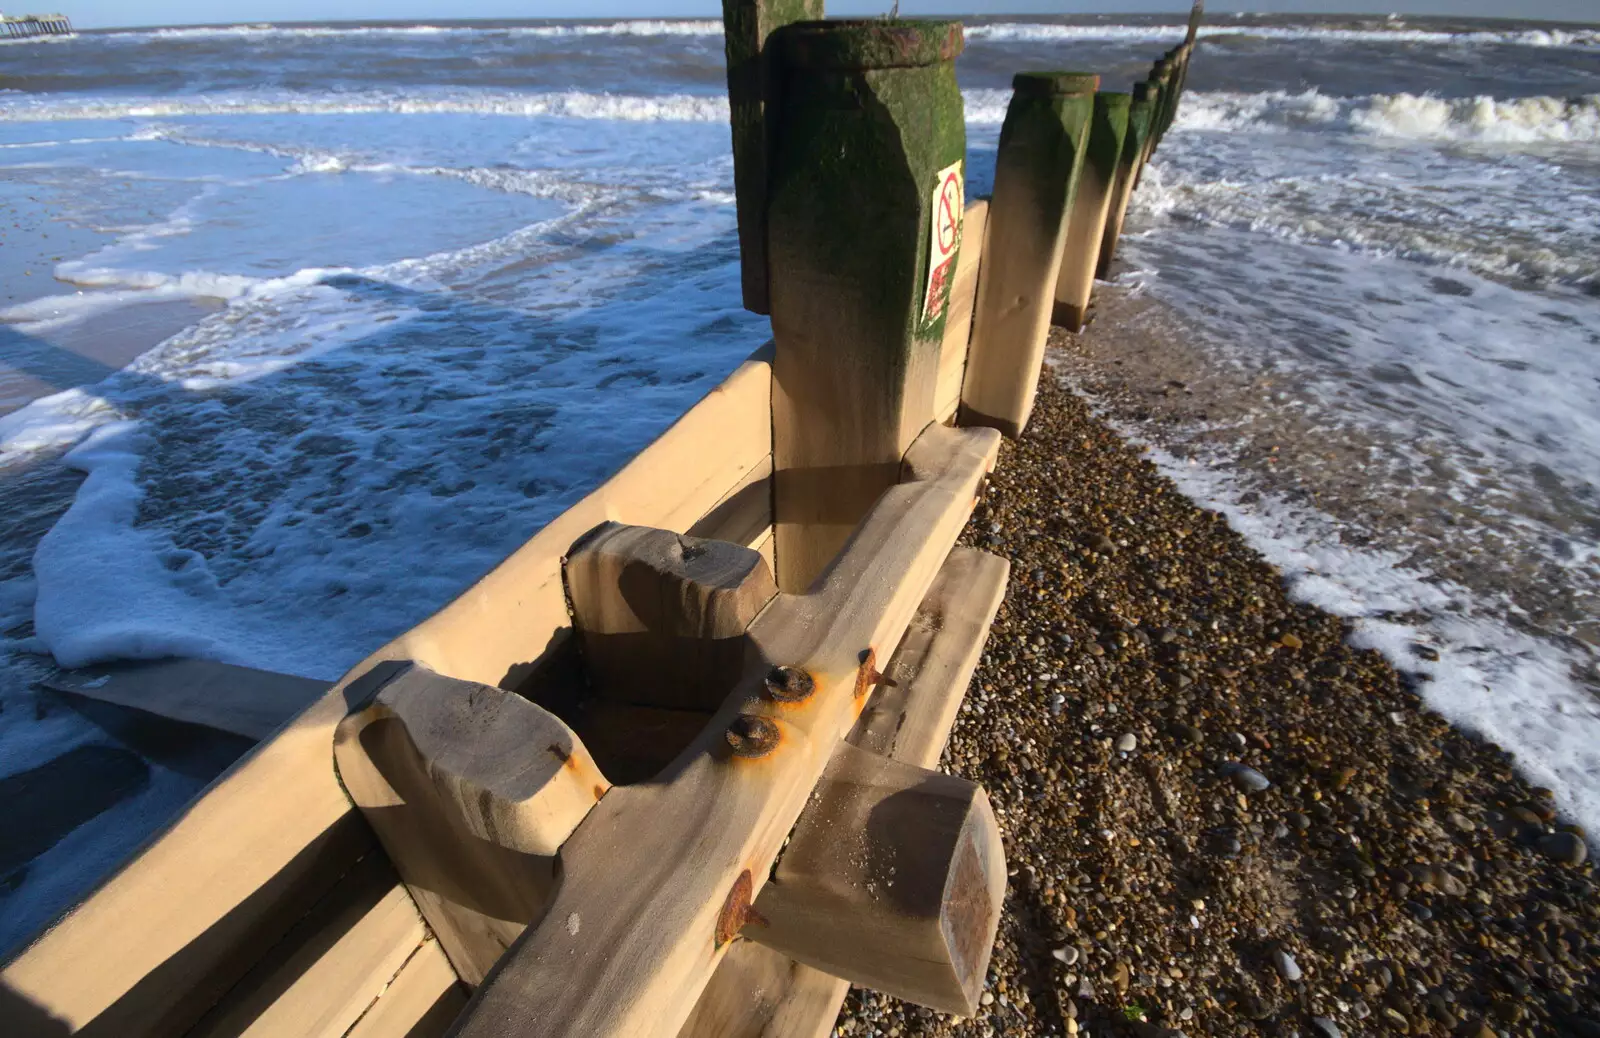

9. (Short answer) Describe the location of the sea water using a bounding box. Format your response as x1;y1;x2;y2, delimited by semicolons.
0;14;1596;955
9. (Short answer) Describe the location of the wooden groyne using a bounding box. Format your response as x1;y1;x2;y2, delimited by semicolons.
0;4;1202;1037
0;13;71;38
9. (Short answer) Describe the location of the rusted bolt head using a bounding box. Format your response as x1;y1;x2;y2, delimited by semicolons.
725;715;780;758
764;665;815;703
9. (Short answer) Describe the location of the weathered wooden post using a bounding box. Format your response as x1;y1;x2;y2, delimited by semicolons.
721;0;824;315
767;19;969;592
959;71;1097;438
1052;91;1130;332
1096;83;1157;280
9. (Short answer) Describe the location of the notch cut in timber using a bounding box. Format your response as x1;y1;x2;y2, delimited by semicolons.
449;422;1000;1038
565;523;778;713
681;545;1010;1035
334;663;610;986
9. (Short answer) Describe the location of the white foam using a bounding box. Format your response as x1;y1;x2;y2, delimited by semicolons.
1354;93;1600;143
1105;426;1600;846
128;20;723;41
0;89;733;124
967;22;1599;48
1175;89;1600;143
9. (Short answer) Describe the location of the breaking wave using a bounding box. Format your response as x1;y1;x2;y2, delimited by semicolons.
1176;89;1600;144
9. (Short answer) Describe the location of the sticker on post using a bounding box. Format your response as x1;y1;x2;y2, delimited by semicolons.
922;160;964;323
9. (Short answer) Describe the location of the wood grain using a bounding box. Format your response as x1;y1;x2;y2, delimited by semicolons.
0;348;773;1037
682;546;1008;1035
450;423;1000;1038
566;524;778;712
345;938;465;1038
935;200;989;425
335;663;608;986
748;743;1006;1015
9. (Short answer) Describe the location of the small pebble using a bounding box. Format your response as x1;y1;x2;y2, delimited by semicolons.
1310;1017;1342;1038
1273;948;1303;982
1116;733;1138;752
1538;831;1587;864
1224;763;1271;793
1052;945;1081;966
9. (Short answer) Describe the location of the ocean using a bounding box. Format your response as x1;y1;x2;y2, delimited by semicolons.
0;13;1596;957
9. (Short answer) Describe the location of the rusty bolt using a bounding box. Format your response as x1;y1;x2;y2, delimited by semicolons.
764;665;815;703
853;648;894;698
725;715;780;758
715;869;767;947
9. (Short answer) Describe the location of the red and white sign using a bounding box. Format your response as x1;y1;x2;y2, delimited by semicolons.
922;160;964;322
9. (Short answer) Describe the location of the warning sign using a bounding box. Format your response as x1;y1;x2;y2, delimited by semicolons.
922;160;964;323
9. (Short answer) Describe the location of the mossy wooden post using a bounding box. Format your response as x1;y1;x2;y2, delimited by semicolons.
1052;91;1129;332
767;19;968;592
958;71;1096;439
1132;63;1172;190
1148;58;1177;153
1096;84;1156;280
721;0;824;315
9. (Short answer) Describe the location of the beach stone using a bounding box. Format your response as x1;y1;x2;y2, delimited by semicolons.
1310;1017;1342;1038
1225;763;1271;793
1053;945;1081;966
1537;831;1587;865
1273;948;1303;982
1116;733;1138;752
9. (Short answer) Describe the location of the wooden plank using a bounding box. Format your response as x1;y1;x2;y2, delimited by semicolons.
848;546;1008;768
0;348;772;1037
188;854;426;1038
935;200;988;424
675;942;845;1038
0;673;382;1038
346;937;465;1038
566;524;778;712
451;423;1000;1038
961;74;1096;439
335;664;609;987
682;546;1007;1035
687;453;772;550
40;658;328;741
747;745;1005;1015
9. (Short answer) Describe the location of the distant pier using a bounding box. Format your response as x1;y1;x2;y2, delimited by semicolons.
1;13;72;38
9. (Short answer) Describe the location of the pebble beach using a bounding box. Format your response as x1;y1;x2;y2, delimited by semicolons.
833;328;1599;1038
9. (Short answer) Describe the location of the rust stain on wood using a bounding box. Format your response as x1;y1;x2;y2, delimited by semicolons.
715;868;759;948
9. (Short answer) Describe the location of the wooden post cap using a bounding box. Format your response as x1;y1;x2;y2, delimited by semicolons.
565;522;778;713
747;743;1007;1016
779;18;964;68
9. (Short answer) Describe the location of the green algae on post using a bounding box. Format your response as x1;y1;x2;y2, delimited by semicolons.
1097;84;1157;279
1053;91;1131;332
960;70;1096;439
766;18;967;591
720;0;825;315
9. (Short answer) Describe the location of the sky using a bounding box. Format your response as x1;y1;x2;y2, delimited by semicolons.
42;2;1600;30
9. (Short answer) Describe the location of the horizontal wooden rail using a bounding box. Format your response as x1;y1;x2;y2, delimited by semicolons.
450;422;1000;1038
0;346;776;1037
